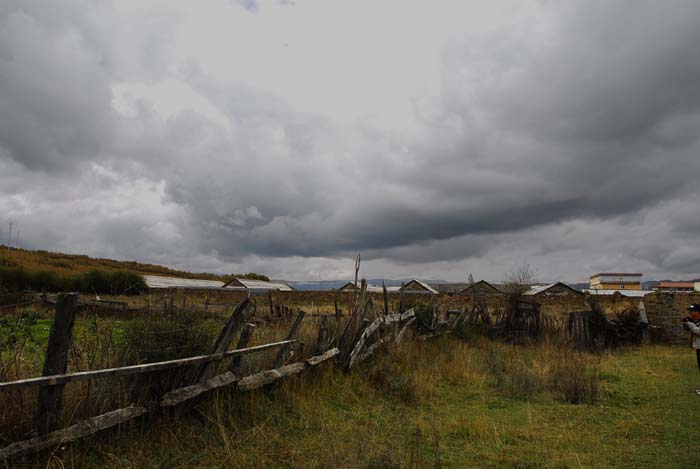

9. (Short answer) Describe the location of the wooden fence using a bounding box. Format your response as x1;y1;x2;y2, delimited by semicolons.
0;281;421;460
2;283;644;460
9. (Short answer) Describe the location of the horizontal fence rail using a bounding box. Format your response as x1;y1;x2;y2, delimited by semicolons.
0;340;295;392
0;348;340;460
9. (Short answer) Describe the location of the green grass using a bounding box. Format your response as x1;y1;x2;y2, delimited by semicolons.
11;337;699;468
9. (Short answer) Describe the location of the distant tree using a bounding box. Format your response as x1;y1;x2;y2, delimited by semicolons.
502;262;537;297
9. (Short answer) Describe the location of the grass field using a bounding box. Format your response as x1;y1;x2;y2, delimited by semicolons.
15;336;699;469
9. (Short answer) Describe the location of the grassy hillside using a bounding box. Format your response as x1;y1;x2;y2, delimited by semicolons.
0;246;266;282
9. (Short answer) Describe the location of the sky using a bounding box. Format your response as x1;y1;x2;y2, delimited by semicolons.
1;0;700;283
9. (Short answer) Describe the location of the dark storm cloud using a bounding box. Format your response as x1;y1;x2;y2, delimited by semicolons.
2;0;700;281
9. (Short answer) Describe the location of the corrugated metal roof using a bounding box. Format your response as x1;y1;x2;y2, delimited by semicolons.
368;284;401;293
144;275;239;290
337;282;400;293
401;279;438;294
524;283;556;296
583;289;652;297
524;282;582;296
231;278;294;291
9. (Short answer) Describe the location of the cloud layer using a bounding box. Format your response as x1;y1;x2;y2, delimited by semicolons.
2;0;700;282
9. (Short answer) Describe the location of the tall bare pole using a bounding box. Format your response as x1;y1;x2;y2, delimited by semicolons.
7;221;12;257
354;252;361;287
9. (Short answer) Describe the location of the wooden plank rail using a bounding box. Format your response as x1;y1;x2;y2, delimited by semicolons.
0;348;340;460
0;406;149;461
161;348;340;407
347;309;415;369
0;340;295;392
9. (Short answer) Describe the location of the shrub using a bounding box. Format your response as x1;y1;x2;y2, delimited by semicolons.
549;353;599;404
0;267;147;295
483;346;544;399
119;310;217;402
0;267;30;291
367;347;437;404
28;269;61;292
81;270;147;295
481;342;600;403
410;302;437;333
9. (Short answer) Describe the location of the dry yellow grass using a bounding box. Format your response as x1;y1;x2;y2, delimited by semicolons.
4;335;697;468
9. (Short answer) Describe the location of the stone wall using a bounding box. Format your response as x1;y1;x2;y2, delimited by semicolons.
642;292;700;343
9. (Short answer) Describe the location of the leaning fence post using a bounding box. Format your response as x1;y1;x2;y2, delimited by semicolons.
194;298;256;383
274;310;306;367
338;281;367;352
230;323;256;376
35;293;78;435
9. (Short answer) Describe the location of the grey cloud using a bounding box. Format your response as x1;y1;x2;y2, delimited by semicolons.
0;1;117;170
1;1;700;282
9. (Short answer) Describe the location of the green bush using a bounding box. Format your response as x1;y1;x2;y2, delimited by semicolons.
120;310;218;402
81;270;147;294
0;267;30;291
0;267;147;295
0;310;42;351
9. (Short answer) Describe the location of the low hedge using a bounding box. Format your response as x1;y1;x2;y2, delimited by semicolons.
0;267;147;295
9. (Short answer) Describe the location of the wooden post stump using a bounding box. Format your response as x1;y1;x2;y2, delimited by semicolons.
35;293;78;435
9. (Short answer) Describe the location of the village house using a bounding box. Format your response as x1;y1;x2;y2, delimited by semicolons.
524;282;583;298
458;280;503;296
653;281;695;292
336;281;400;293
222;277;294;293
429;283;469;295
589;272;643;290
399;279;439;295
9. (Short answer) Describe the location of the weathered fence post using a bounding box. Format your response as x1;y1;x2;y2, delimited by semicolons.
195;298;256;383
355;279;367;329
268;292;274;319
383;282;390;316
315;315;330;355
338;281;367;352
230;323;256;376
274;310;306;367
35;293;78;435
